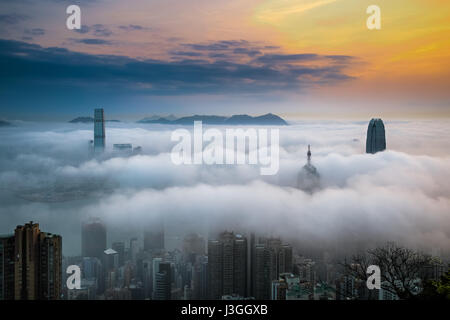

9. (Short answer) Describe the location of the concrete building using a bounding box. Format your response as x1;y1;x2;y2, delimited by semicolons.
0;222;62;300
0;235;15;300
207;232;247;299
82;218;106;260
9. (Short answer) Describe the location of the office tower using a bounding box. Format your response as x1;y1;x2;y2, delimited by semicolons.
0;235;15;300
144;218;165;253
297;145;320;192
154;262;171;300
129;238;139;264
252;238;293;299
11;222;62;300
182;233;206;263
253;244;271;299
94;108;105;153
81;257;102;279
103;248;119;273
152;257;162;299
39;233;62;300
247;232;255;298
81;218;106;260
366;118;386;154
207;232;247;299
112;242;125;267
192;255;208;299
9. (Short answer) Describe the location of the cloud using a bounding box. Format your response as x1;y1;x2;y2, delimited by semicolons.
0;120;449;256
169;51;204;57
73;24;113;37
71;38;113;45
0;39;356;99
24;28;45;36
0;13;29;25
118;24;150;31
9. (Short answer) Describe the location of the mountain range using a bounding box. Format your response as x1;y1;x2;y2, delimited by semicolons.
137;113;288;125
69;117;120;123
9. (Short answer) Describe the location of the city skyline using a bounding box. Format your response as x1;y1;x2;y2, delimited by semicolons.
0;0;449;304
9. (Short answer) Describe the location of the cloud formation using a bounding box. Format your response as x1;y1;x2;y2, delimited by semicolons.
0;120;449;256
0;38;355;99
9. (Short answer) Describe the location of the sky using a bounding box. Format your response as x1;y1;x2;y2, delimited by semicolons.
0;0;449;120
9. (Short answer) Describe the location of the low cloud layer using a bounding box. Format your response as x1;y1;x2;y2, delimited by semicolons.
0;120;449;257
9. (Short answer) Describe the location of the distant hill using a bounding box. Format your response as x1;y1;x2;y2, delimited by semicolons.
0;120;12;127
69;117;94;123
138;114;177;123
138;113;287;125
69;117;120;123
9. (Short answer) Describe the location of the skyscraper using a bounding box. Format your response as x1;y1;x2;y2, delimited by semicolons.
94;108;105;153
82;218;107;260
207;232;247;299
0;235;15;300
366;118;386;154
1;222;62;300
252;238;293;300
154;262;171;300
112;242;125;267
38;233;62;300
144;225;164;253
297;145;320;193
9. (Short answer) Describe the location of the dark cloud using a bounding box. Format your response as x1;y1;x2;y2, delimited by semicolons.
0;13;29;25
24;28;45;36
184;40;250;52
91;24;112;37
169;51;204;57
71;38;113;45
118;24;150;31
233;47;261;57
74;24;112;37
0;39;356;106
255;53;320;64
74;25;90;34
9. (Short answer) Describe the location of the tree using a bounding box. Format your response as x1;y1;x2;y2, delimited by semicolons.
340;242;434;300
419;269;450;300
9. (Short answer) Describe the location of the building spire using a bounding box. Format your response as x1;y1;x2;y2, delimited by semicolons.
307;144;311;164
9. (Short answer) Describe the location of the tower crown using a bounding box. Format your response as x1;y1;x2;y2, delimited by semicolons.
307;145;311;163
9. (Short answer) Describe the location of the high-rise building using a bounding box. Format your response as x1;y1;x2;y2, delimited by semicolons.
129;237;139;264
1;222;62;300
103;248;119;272
252;238;293;299
253;244;271;299
38;233;62;300
81;218;106;260
0;235;15;300
154;262;171;300
366;118;386;154
144;219;165;253
94;108;105;153
207;232;247;299
192;255;208;300
112;242;125;267
182;233;206;260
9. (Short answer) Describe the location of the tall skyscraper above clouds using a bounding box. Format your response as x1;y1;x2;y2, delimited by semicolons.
94;108;105;153
366;118;386;154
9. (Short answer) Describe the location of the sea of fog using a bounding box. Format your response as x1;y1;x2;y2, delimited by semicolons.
1;119;449;257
